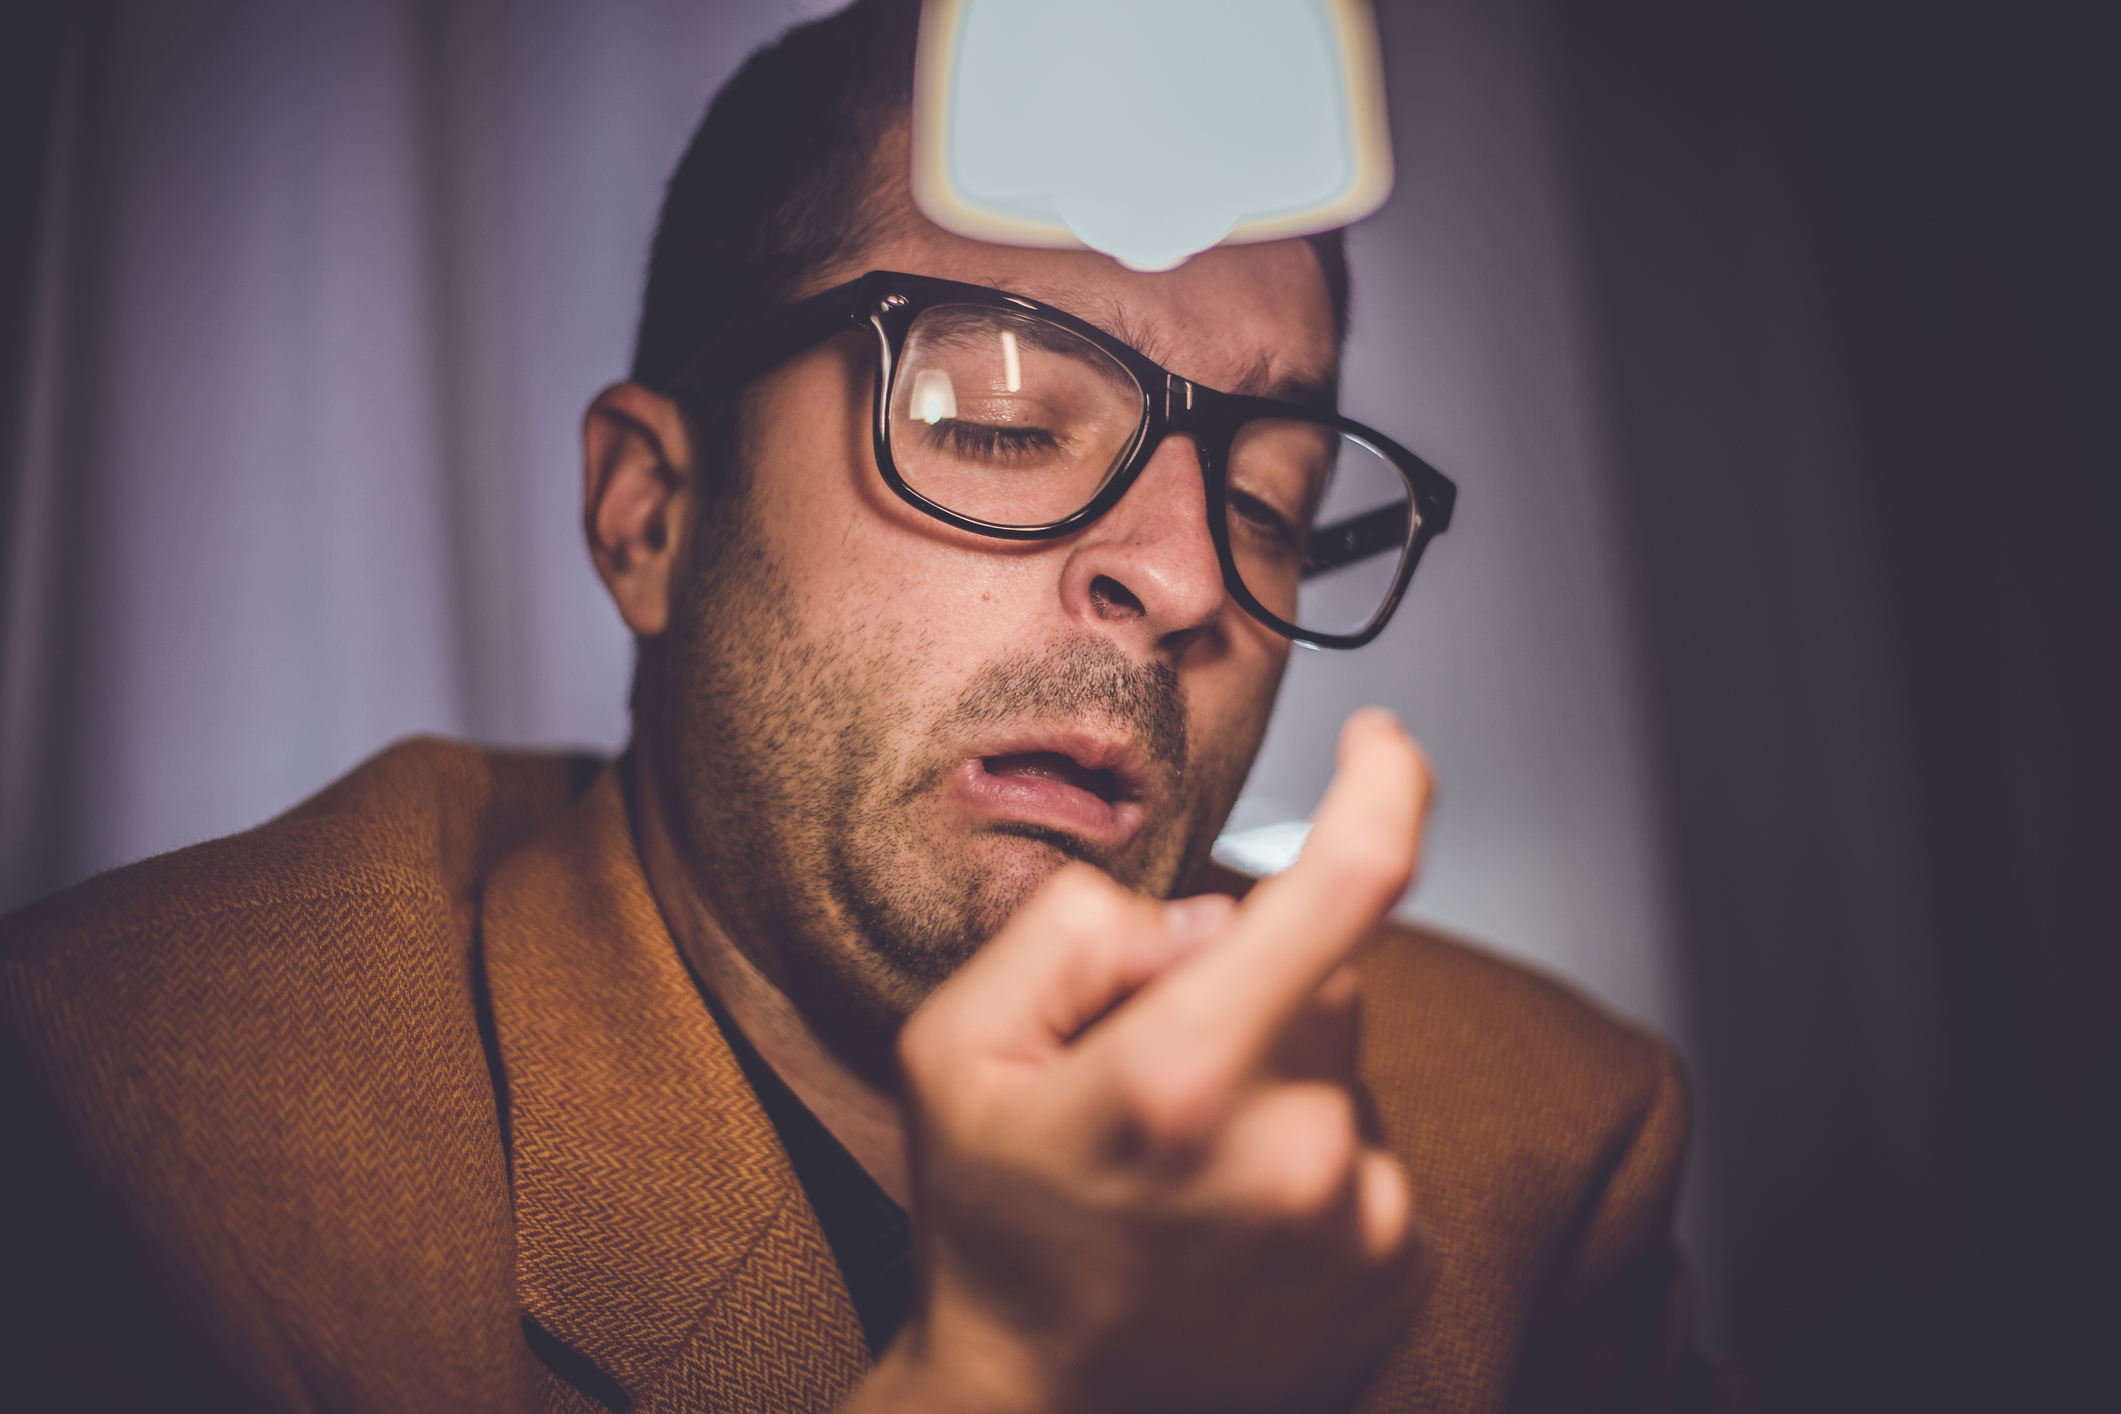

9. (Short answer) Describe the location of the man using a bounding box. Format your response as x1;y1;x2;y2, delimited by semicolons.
0;2;1743;1410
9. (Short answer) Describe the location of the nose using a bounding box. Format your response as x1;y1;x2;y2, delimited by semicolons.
1057;433;1228;657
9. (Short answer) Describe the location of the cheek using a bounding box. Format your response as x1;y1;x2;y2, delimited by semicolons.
743;345;1069;661
768;520;1062;703
1182;628;1290;790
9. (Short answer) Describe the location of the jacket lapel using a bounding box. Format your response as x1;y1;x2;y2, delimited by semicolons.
481;766;867;1410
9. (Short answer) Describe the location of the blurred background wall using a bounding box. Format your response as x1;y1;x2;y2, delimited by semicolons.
1;1;2112;1409
1541;3;2116;1408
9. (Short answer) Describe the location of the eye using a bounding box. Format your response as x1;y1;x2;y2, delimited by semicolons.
931;420;1064;463
1227;487;1304;559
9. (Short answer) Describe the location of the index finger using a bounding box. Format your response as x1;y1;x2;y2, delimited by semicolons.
1115;709;1428;1084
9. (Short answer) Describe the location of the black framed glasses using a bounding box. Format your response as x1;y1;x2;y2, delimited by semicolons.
663;270;1455;649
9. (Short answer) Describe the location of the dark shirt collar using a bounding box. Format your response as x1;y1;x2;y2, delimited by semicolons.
692;984;913;1357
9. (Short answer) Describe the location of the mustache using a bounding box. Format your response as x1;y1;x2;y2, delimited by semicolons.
933;636;1189;785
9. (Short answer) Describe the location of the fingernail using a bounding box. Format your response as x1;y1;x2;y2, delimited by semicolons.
1352;706;1405;734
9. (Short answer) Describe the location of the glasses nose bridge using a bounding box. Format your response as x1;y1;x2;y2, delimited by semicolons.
1082;375;1226;616
1086;375;1228;587
1118;372;1216;508
1151;371;1226;469
1160;371;1203;431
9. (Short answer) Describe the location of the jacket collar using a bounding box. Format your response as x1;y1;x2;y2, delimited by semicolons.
479;763;867;1406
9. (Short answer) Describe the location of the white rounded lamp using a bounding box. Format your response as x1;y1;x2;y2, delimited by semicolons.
912;0;1394;271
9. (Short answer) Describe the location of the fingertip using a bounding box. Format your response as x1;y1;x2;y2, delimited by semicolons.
1336;709;1418;782
1026;859;1133;922
1342;706;1423;760
1343;705;1416;750
1347;705;1405;734
1041;857;1115;896
1332;710;1431;824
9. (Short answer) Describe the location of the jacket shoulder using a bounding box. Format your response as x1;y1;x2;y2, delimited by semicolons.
0;734;607;1170
0;736;602;972
1357;923;1684;1226
1359;922;1675;1113
0;737;603;1410
1356;925;1695;1410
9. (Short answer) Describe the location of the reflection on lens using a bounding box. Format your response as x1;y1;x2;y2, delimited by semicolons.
911;369;956;424
1227;421;1416;639
889;306;1143;528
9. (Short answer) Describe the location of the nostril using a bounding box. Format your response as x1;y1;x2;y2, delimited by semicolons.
1088;574;1145;622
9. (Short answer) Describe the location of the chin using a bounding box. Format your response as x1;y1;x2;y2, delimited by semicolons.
931;828;1079;945
989;832;1083;897
827;809;1188;1019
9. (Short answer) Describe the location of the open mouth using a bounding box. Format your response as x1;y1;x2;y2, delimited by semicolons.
950;735;1152;848
980;751;1126;804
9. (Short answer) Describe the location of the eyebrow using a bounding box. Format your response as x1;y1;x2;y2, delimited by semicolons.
991;280;1342;412
1230;366;1340;413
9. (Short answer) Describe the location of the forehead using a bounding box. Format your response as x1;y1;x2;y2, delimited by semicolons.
842;224;1340;402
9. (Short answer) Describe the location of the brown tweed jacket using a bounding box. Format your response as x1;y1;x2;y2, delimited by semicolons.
0;739;1735;1413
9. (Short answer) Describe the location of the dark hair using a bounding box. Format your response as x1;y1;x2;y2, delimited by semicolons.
629;0;1350;393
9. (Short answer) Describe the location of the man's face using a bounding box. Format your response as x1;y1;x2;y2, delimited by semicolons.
654;211;1337;1059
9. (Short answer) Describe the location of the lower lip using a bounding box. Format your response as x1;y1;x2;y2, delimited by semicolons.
948;758;1146;848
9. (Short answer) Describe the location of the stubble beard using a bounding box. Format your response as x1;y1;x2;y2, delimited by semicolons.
660;491;1256;1070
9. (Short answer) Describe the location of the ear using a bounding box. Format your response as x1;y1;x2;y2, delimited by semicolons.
583;382;698;636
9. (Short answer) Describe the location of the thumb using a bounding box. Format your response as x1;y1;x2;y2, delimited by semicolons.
906;865;1223;1071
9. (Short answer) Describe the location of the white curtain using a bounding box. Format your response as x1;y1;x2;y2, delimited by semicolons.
3;0;840;908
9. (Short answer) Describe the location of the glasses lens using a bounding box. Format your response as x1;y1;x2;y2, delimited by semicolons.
888;306;1146;528
1225;419;1419;640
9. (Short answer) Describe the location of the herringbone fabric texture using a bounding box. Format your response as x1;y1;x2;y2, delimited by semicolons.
481;763;869;1410
1;738;1732;1412
1;740;587;1411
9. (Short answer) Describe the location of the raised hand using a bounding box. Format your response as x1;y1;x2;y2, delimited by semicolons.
852;709;1437;1414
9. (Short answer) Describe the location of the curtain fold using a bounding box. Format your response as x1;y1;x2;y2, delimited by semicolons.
1;1;837;909
1541;0;2118;1406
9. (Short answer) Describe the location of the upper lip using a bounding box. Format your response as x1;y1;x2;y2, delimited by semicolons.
969;727;1155;803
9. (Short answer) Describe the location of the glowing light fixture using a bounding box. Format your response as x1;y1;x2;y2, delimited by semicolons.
913;0;1393;272
1212;819;1314;877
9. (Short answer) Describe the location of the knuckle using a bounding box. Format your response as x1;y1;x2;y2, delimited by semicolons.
1314;963;1362;1018
896;1006;954;1086
1247;1089;1360;1222
1041;868;1155;955
1001;862;1106;943
1256;1163;1337;1225
1047;860;1131;916
1114;1049;1224;1158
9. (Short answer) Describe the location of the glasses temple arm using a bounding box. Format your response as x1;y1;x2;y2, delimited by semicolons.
661;279;866;403
1300;502;1415;580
